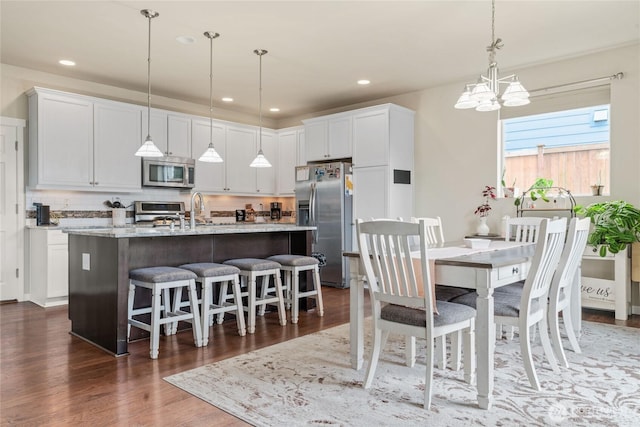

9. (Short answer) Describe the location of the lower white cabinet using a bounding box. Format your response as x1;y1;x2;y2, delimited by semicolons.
29;228;68;307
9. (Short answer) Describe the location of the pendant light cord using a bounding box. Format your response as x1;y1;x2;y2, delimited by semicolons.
258;51;263;151
209;34;213;145
146;13;152;139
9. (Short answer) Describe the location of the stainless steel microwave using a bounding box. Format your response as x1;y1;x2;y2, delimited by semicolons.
142;156;195;189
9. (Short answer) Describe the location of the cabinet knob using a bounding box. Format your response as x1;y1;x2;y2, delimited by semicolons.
512;267;519;274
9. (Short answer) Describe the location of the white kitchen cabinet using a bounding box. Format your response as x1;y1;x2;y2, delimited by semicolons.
226;125;258;194
167;113;192;157
277;127;304;195
29;228;68;307
28;88;93;189
351;104;414;225
192;118;227;192
581;246;631;320
353;104;415;168
93;100;142;191
28;87;143;192
142;109;191;157
303;113;352;162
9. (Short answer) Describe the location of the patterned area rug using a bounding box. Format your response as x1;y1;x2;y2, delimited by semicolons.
165;321;640;426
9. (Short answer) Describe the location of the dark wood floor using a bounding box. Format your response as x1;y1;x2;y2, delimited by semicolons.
1;287;638;425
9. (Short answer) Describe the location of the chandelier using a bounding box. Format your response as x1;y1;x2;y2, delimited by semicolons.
454;0;530;112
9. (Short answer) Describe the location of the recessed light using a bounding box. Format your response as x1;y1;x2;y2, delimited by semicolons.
269;108;280;112
176;35;196;44
222;97;233;102
59;59;76;66
357;79;370;85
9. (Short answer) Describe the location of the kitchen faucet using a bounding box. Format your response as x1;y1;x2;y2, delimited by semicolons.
190;192;204;229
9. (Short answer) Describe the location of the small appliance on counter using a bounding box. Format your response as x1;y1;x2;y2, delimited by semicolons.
270;202;282;220
34;203;51;226
235;209;246;222
134;201;185;227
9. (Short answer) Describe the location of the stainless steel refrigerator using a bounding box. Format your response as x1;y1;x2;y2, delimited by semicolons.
295;161;353;288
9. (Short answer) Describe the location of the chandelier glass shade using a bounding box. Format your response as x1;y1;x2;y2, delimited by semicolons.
199;31;224;163
454;0;530;112
250;49;272;168
135;9;163;157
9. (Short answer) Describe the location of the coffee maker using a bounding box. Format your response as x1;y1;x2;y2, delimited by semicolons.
270;202;282;220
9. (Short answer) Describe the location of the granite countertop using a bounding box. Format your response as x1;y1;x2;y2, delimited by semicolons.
64;223;316;238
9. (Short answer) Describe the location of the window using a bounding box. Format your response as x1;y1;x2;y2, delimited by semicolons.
501;104;610;197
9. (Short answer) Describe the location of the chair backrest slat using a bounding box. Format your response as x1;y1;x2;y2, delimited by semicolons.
506;216;545;243
410;216;444;247
521;218;567;313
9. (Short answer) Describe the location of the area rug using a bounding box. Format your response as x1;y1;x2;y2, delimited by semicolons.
165;322;640;426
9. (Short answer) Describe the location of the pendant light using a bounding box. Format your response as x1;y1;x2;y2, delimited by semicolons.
249;49;271;168
454;0;530;111
198;31;223;163
135;9;163;157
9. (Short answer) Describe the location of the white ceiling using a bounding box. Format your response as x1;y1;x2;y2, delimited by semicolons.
1;1;639;119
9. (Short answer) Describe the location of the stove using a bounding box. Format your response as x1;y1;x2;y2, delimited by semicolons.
134;201;185;227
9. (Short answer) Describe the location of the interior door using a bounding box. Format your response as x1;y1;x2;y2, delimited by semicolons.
0;118;25;301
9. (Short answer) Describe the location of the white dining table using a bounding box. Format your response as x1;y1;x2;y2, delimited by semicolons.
344;240;582;410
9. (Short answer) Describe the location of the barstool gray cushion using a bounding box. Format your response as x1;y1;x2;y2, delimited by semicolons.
267;254;319;267
223;258;281;271
179;263;240;277
381;301;476;328
129;266;197;283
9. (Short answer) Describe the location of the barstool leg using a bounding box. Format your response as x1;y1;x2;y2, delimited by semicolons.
216;281;229;324
187;280;203;347
258;275;268;316
200;279;211;346
291;270;300;324
127;283;135;339
230;277;246;336
313;266;324;317
150;286;162;359
274;272;287;326
248;274;257;334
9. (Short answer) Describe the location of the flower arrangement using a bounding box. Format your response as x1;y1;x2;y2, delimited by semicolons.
474;186;496;217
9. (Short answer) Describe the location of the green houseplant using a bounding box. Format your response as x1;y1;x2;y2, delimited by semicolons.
514;178;554;207
574;200;640;256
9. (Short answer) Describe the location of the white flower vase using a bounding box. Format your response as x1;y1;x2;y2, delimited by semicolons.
477;217;490;236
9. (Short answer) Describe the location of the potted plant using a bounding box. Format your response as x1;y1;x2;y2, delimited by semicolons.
474;185;496;235
574;200;640;256
514;178;554;207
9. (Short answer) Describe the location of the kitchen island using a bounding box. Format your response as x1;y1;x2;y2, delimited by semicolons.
66;224;315;356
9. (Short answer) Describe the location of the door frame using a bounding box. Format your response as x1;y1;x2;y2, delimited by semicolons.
1;117;26;302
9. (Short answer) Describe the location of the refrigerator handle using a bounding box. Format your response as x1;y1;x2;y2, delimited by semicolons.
310;182;318;244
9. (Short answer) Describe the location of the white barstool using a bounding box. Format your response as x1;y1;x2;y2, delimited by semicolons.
179;263;246;346
128;266;203;359
222;258;286;334
267;255;324;324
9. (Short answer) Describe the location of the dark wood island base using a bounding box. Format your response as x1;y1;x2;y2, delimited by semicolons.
67;226;314;355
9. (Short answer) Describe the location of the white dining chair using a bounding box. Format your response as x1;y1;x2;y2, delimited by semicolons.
356;218;476;409
500;216;545;339
451;218;566;390
548;217;590;367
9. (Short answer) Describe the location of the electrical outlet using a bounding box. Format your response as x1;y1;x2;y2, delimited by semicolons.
82;253;90;271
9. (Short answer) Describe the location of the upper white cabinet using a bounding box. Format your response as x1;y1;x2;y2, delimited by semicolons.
277;127;304;195
28;87;142;192
142;109;191;157
226;125;259;194
192;118;227;192
303;113;352;162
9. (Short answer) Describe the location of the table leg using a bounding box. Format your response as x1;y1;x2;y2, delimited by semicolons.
349;257;365;370
475;272;495;410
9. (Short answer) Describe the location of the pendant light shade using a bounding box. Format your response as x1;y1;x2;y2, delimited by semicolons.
250;49;271;168
135;9;163;157
199;31;223;163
